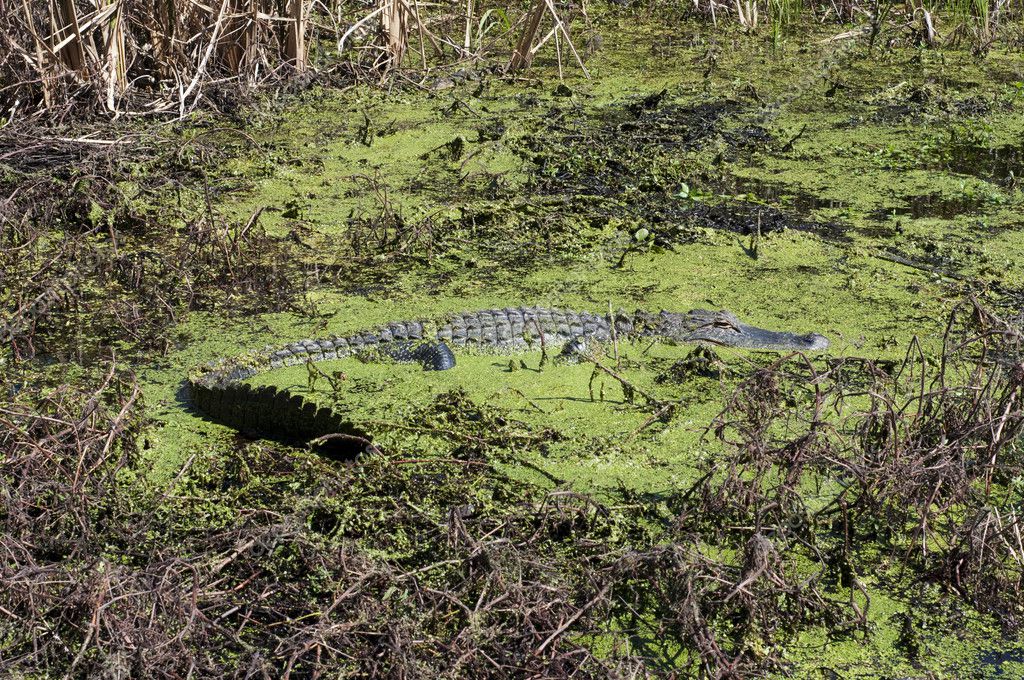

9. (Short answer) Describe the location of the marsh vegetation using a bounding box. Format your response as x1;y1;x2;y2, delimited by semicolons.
2;0;1024;677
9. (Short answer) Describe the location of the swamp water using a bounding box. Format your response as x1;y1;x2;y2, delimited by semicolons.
137;19;1024;677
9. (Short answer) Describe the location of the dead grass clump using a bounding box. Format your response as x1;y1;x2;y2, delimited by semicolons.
0;0;591;119
0;370;625;676
0;134;313;359
682;300;1024;644
840;302;1024;627
2;302;1022;676
0;366;148;674
1;0;314;119
609;536;845;678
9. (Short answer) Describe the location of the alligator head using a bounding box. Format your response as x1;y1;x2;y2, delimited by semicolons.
660;309;829;352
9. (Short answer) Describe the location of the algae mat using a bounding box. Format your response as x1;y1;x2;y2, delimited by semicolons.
136;20;1024;677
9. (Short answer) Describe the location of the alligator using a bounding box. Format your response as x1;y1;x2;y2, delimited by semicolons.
188;307;829;456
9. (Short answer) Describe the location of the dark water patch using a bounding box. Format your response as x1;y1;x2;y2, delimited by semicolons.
529;96;763;200
876;241;983;280
869;193;993;221
853;87;1006;126
978;647;1024;676
730;177;850;214
866;104;920;125
941;140;1024;187
986;219;1024;234
949;95;994;117
721;125;774;151
523;94;842;249
865;84;935;124
610;99;750;151
528;96;778;237
854;83;938;125
677;200;848;240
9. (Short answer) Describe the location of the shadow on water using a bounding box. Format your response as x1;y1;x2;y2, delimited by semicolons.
175;380;369;461
678;176;850;242
978;646;1024;676
730;177;850;214
941;140;1024;188
731;176;1009;225
680;200;848;240
869;193;995;221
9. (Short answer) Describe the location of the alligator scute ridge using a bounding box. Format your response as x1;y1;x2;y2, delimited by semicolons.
187;306;830;456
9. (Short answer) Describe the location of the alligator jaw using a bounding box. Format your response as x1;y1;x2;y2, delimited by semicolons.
704;324;831;351
661;310;830;352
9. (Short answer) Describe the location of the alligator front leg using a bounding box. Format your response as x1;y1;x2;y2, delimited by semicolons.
378;340;457;370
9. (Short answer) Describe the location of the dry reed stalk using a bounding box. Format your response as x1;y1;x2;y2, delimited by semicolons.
219;0;247;72
20;0;55;109
4;0;322;116
402;0;444;64
338;4;387;54
379;0;410;71
540;0;587;74
509;0;545;70
410;0;429;68
286;0;307;70
735;0;758;28
554;13;563;78
344;2;437;77
921;6;938;44
179;0;231;116
509;0;588;76
149;0;177;82
52;0;86;74
100;0;126;112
